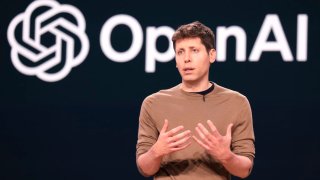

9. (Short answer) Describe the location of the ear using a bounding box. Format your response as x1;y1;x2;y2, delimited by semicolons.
209;49;216;63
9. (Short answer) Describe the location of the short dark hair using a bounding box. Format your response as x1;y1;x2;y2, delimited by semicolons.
172;21;215;53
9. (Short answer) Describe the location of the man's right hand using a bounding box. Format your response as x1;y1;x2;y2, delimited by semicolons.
150;119;192;158
137;119;192;177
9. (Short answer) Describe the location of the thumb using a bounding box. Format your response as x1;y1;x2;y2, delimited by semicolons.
226;123;233;137
160;119;169;134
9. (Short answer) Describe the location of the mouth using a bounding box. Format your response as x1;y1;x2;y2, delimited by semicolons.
183;67;195;74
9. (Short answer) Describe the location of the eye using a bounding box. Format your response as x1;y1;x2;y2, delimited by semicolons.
192;48;199;53
177;50;184;55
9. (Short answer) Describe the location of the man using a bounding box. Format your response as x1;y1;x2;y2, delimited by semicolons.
136;21;255;180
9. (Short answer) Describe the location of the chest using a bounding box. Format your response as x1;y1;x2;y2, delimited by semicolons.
151;97;240;136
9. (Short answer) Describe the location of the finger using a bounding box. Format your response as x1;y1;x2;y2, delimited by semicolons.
226;123;233;137
167;125;184;137
160;119;169;134
197;123;211;138
207;120;221;137
169;135;191;148
195;126;212;145
192;135;210;150
171;141;192;152
169;130;191;143
195;126;206;140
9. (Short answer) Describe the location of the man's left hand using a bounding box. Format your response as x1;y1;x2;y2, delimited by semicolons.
193;120;233;163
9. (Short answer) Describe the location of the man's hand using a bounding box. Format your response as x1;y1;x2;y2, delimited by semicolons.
137;119;192;176
193;120;253;178
193;120;233;163
151;119;192;158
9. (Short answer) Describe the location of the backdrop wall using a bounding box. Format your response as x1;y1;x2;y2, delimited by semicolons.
1;0;319;179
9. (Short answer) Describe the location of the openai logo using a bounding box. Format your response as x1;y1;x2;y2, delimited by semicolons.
7;0;89;82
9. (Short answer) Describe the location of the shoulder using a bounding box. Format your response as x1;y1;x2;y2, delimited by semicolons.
214;83;249;104
141;85;180;106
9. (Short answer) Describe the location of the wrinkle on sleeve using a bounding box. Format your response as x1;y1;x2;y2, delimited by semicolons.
231;96;255;162
136;96;159;159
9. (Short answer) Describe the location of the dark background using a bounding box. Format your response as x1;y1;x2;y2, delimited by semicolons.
1;0;320;179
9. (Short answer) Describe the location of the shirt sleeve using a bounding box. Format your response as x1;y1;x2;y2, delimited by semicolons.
136;96;159;159
231;96;255;162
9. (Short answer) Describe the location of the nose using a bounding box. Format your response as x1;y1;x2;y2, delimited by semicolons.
184;52;191;63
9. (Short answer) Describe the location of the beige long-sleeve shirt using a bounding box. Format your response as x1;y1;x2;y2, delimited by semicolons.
136;83;255;180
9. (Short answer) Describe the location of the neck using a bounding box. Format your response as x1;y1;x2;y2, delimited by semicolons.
180;80;211;92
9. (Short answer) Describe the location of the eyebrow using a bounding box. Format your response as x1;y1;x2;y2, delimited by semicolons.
177;46;197;51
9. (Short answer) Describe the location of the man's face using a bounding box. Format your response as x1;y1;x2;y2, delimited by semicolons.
175;37;216;84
